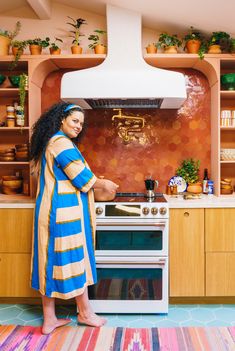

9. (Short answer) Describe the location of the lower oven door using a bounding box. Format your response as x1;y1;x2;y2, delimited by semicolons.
89;256;168;313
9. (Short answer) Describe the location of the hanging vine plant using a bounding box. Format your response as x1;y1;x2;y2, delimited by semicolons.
19;73;28;113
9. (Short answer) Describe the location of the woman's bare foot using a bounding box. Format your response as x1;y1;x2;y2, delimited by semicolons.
77;313;106;327
42;318;71;335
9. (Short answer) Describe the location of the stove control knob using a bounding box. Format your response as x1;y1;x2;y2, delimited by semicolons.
159;207;167;216
142;207;150;215
151;207;158;215
96;207;103;215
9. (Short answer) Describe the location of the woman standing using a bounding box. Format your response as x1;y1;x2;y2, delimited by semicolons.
30;102;118;334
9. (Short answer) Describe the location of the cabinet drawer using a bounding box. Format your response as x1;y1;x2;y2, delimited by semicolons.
206;253;235;296
0;209;33;252
0;253;39;297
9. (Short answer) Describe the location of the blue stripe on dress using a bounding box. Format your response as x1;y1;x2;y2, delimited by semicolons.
53;273;86;294
54;246;84;266
54;220;82;238
56;193;79;208
31;155;46;290
71;167;94;190
80;192;97;283
55;148;81;168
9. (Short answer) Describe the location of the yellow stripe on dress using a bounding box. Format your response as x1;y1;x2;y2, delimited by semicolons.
48;136;74;154
57;179;76;194
53;259;85;280
56;205;80;224
54;233;83;252
63;160;85;179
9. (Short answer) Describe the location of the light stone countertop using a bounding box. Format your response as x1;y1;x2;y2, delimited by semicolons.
0;194;235;209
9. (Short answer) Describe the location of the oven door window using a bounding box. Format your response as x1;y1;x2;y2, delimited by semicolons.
89;266;163;300
96;230;162;250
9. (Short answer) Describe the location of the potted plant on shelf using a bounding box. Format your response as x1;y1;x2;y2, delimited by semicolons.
0;21;21;55
67;16;87;54
176;158;202;193
27;37;50;55
183;26;203;54
88;29;107;54
49;37;63;55
146;43;157;54
9;40;28;70
157;33;182;53
207;31;231;54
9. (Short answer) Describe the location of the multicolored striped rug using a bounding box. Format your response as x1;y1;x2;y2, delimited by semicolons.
0;325;234;350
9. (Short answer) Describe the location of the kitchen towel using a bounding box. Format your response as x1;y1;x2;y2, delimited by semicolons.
0;324;234;350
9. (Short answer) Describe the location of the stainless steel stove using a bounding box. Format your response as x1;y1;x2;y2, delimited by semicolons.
89;192;169;314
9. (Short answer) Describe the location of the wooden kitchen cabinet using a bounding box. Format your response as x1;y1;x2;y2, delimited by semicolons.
169;208;205;296
0;208;38;297
205;208;235;296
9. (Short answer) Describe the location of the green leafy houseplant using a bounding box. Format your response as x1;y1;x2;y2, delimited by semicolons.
27;37;50;47
9;40;28;70
183;26;203;42
157;33;182;50
0;21;21;55
49;37;63;54
88;29;107;50
176;158;200;184
67;17;87;45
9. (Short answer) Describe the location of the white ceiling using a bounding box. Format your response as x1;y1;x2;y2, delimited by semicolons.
1;0;235;36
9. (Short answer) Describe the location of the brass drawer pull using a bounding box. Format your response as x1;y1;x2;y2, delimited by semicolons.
184;211;189;217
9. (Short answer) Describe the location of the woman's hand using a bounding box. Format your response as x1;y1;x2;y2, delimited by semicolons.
93;177;119;194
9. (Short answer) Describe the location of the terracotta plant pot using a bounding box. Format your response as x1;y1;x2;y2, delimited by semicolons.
187;182;202;194
164;46;178;54
146;44;157;54
208;44;221;54
71;45;82;54
12;47;24;56
49;48;61;55
0;35;11;55
29;45;42;55
185;39;201;54
94;44;106;54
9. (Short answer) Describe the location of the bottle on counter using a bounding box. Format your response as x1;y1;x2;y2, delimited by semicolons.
203;168;209;194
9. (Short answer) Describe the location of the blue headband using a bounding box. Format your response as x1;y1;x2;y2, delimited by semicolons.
64;104;81;112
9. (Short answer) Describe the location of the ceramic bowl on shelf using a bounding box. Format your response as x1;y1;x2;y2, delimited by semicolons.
221;73;235;90
8;75;20;87
0;74;6;85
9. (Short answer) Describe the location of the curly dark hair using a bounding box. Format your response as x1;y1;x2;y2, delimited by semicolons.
30;101;85;163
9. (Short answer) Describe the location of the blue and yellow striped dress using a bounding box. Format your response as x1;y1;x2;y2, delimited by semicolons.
31;131;97;299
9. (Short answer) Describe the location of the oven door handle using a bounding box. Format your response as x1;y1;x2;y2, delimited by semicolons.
96;222;166;227
96;258;166;266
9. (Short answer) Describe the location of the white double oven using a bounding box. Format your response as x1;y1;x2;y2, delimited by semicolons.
89;198;169;313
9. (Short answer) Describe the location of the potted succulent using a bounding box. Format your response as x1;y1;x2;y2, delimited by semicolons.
49;37;63;55
207;31;231;54
176;158;202;193
0;21;21;55
67;17;87;54
88;29;107;54
183;26;203;54
27;37;50;55
146;43;157;54
9;40;28;70
157;33;182;53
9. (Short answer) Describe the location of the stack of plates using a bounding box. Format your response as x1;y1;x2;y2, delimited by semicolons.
15;144;29;161
220;149;235;161
1;175;23;195
0;148;15;162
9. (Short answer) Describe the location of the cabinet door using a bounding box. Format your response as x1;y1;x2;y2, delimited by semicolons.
169;209;205;296
206;253;235;296
205;208;235;252
0;253;38;297
0;209;33;252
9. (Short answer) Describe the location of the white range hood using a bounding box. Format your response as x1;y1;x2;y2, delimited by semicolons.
61;5;187;109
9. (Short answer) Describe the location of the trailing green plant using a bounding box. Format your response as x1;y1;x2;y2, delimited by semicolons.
49;37;63;51
19;73;28;113
88;29;107;49
157;33;182;49
176;158;200;184
208;31;230;51
9;40;28;70
0;21;21;40
183;26;203;42
67;17;87;45
27;37;50;47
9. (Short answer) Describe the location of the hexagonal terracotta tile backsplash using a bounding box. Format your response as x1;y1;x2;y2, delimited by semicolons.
42;68;210;193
